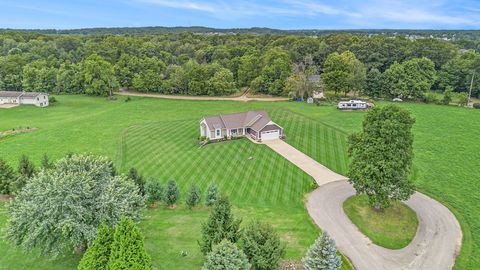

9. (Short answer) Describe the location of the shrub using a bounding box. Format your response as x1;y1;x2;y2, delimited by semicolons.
144;180;164;205
200;196;241;254
457;92;469;106
205;183;219;206
9;155;35;194
422;92;438;104
473;103;480;109
202;240;250;270
164;179;180;207
107;217;151;270
6;154;144;256
442;87;453;105
41;153;53;170
302;232;342;270
185;182;201;208
0;158;16;194
77;222;114;270
242;220;285;270
124;96;132;102
199;136;206;141
48;96;57;103
128;167;145;196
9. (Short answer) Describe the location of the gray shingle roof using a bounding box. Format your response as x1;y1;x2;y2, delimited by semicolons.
0;91;47;98
202;110;276;132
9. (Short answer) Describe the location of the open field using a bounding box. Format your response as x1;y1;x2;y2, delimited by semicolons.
0;95;479;269
343;195;419;249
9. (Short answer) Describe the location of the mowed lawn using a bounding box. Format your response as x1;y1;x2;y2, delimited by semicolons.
0;95;349;269
0;95;479;269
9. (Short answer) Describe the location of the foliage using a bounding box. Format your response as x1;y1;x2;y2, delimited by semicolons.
185;182;201;208
41;153;53;170
364;68;382;98
200;196;241;254
144;179;164;205
107;217;151;270
0;158;16;194
442;87;454;105
473;103;480;109
241;220;285;270
322;51;366;96
77;222;114;270
347;105;415;209
302;232;342;270
84;54;118;96
457;92;469;106
164;179;180;206
202;240;250;270
205;183;219;206
6;154;144;256
9;155;35;194
422;92;438;104
128;167;145;196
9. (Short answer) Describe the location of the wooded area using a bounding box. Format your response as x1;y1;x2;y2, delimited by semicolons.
0;30;478;98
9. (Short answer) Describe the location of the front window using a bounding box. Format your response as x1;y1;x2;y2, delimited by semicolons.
216;129;220;136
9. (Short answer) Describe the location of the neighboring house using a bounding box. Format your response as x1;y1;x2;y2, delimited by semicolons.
0;91;49;107
200;110;284;142
337;100;368;110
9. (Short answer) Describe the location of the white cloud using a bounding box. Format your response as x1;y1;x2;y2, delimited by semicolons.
137;0;217;13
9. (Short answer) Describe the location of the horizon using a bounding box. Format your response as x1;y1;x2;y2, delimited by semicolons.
0;0;479;30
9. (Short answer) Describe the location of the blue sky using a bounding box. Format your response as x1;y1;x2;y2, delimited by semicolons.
0;0;479;30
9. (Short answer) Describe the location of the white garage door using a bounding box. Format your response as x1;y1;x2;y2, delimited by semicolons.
261;130;280;141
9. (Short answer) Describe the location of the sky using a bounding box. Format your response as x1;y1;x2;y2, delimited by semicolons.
0;0;479;30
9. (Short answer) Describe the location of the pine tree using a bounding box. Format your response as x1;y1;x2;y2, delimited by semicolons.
0;158;16;194
144;179;163;205
41;153;53;170
242;220;285;270
77;222;113;270
302;232;342;270
200;196;241;254
185;182;201;208
164;179;180;207
205;183;218;206
202;240;250;270
128;167;145;196
10;155;35;194
107;217;151;270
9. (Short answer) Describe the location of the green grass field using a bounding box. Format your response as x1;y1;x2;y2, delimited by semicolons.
343;195;419;249
0;95;479;269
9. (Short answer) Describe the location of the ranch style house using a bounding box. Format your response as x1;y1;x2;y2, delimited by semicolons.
0;91;49;107
200;110;284;142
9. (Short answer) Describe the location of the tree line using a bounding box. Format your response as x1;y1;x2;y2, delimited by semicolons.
0;31;478;98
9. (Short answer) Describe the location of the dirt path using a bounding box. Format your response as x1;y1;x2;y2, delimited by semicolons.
115;90;289;102
262;139;462;270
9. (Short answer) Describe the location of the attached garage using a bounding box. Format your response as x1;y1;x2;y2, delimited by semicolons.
261;130;280;140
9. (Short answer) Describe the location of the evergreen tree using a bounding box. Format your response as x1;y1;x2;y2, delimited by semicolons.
128;168;145;196
144;179;164;205
200;196;241;254
77;222;114;270
185;182;201;208
302;232;342;270
107;217;151;270
347;105;415;209
242;220;285;270
205;183;218;206
0;158;16;194
164;179;180;207
10;155;35;194
202;240;250;270
41;153;53;170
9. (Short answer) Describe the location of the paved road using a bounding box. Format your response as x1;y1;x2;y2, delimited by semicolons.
116;91;289;102
307;180;463;270
263;139;347;185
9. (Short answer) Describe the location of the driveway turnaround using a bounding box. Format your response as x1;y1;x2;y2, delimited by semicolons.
262;139;462;270
263;139;347;185
307;180;463;270
116;90;289;102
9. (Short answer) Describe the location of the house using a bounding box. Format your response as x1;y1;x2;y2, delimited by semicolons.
337;100;368;110
0;91;49;107
200;110;284;142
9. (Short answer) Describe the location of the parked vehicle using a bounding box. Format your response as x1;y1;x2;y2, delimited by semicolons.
337;100;369;110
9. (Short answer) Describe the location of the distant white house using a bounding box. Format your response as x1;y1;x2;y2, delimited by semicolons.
0;91;49;107
337;100;368;110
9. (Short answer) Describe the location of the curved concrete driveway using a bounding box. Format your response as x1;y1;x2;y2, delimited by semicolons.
262;139;462;270
307;181;462;270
